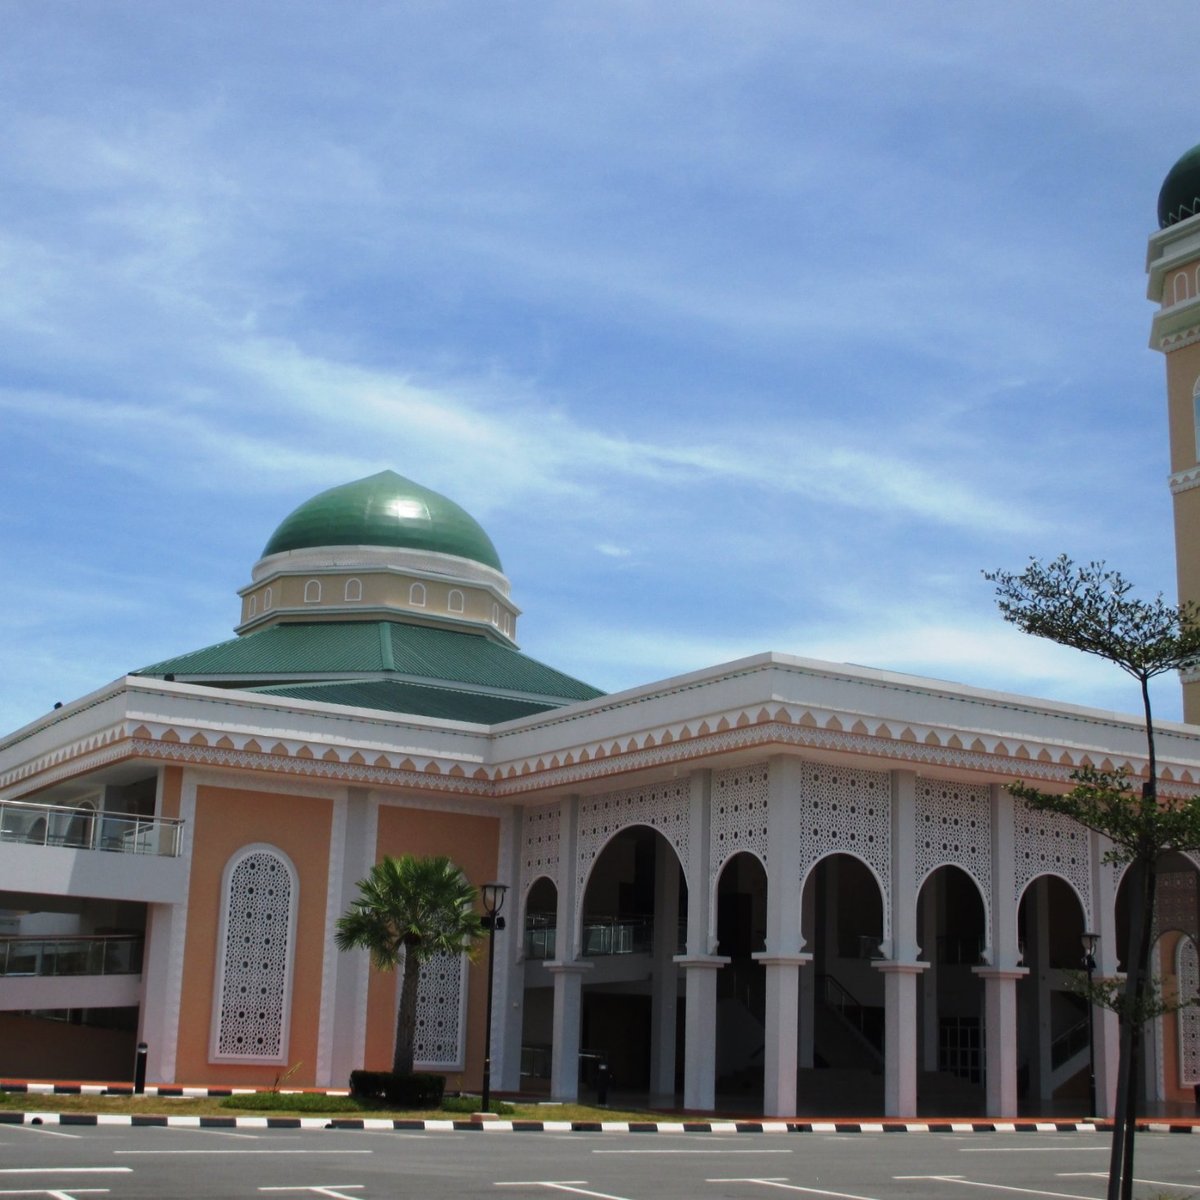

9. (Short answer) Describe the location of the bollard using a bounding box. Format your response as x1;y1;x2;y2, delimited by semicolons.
134;1042;148;1094
595;1060;609;1106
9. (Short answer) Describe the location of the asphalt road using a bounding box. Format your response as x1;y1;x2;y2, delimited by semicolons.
0;1124;1198;1200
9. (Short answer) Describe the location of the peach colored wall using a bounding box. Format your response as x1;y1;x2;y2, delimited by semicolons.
363;803;501;1081
159;766;182;820
175;783;332;1086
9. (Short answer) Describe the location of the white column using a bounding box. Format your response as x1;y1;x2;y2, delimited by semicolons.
973;967;1024;1116
677;956;725;1110
548;962;591;1101
674;769;727;1111
321;788;375;1087
877;962;923;1116
752;757;809;1117
649;838;681;1099
1091;831;1120;1117
545;795;591;1101
978;783;1027;1117
874;770;925;1116
495;804;525;1093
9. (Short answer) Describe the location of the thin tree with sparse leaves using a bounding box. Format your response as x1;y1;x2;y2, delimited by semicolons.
335;854;483;1076
985;556;1200;1200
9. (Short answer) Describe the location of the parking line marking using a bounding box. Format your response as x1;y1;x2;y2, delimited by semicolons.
259;1188;364;1198
1060;1173;1199;1187
705;1180;882;1200
594;1150;792;1155
959;1147;1108;1153
113;1149;372;1155
894;1177;1099;1199
0;1173;130;1177
494;1185;632;1200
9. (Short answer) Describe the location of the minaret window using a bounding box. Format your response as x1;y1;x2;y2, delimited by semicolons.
491;602;499;624
344;578;362;602
263;587;273;611
1174;271;1191;305
448;589;465;614
248;595;257;617
303;580;321;604
410;582;426;607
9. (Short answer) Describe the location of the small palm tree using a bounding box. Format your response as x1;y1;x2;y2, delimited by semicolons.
335;854;483;1076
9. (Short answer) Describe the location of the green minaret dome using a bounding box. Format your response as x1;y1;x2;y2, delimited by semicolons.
1158;143;1200;229
262;470;503;571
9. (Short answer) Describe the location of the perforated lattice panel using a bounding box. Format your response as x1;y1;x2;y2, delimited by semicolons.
710;762;770;881
1013;800;1091;924
215;851;292;1060
915;778;991;894
413;951;466;1069
1177;937;1199;1086
522;802;562;885
798;766;891;902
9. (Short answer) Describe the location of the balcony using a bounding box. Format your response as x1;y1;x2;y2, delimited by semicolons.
0;799;187;904
0;934;144;978
0;798;183;857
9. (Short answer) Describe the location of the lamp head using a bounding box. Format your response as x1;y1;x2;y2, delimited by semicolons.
481;881;508;917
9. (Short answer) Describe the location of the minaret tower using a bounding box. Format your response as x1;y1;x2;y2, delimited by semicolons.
1147;143;1200;723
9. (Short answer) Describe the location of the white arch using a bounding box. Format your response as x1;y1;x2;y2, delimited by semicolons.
303;579;321;603
915;862;991;964
409;582;426;607
520;874;558;961
800;849;890;951
707;847;768;955
448;589;465;614
1174;271;1191;304
575;822;687;956
344;578;362;602
1014;871;1089;962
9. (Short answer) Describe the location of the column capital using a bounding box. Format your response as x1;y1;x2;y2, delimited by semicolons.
543;959;594;976
673;953;730;970
752;952;813;967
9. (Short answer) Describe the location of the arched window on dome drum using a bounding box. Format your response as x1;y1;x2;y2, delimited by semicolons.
210;845;297;1064
263;587;273;611
491;602;499;625
303;580;321;604
409;582;426;607
248;594;257;618
1175;271;1191;305
344;578;362;602
447;589;465;614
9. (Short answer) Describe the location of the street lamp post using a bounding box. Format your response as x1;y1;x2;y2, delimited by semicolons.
480;882;508;1114
1081;931;1099;1118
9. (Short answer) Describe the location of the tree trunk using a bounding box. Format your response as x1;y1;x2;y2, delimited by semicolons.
393;945;422;1076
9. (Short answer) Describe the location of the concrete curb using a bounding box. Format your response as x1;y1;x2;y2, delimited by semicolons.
4;1111;1199;1133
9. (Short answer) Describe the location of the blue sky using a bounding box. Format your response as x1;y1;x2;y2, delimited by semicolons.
2;2;1198;735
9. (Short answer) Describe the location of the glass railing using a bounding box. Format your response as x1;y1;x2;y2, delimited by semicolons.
0;934;145;977
0;798;183;857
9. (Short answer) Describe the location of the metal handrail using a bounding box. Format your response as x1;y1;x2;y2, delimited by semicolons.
0;798;183;857
0;934;145;977
1051;1017;1091;1069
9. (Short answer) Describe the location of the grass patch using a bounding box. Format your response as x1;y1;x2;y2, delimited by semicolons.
218;1092;365;1113
440;1094;515;1115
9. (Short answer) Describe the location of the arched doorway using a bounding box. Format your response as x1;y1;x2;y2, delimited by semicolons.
713;851;766;1101
915;865;986;1113
577;825;687;1103
1015;874;1088;1112
799;853;886;1114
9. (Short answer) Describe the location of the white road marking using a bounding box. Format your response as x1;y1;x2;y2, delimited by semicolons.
11;1127;79;1140
0;1190;110;1198
1060;1172;1199;1187
0;1173;130;1177
162;1126;260;1139
894;1176;1100;1199
593;1149;793;1155
494;1185;632;1200
259;1187;364;1198
959;1147;1108;1153
113;1149;373;1155
704;1179;882;1200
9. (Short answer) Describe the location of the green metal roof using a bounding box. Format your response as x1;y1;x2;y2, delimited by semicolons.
136;620;602;706
262;471;503;571
1158;143;1200;229
250;679;556;723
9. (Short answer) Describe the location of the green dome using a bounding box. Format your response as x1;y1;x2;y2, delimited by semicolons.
1158;143;1200;229
262;471;503;571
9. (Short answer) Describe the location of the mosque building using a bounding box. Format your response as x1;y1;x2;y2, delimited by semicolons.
2;148;1199;1119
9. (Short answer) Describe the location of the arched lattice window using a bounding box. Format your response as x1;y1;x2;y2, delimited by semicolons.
304;580;321;604
410;582;426;607
210;845;297;1063
1179;937;1200;1085
448;589;465;614
344;578;362;602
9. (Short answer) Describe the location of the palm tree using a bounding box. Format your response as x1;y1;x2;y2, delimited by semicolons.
335;854;483;1076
